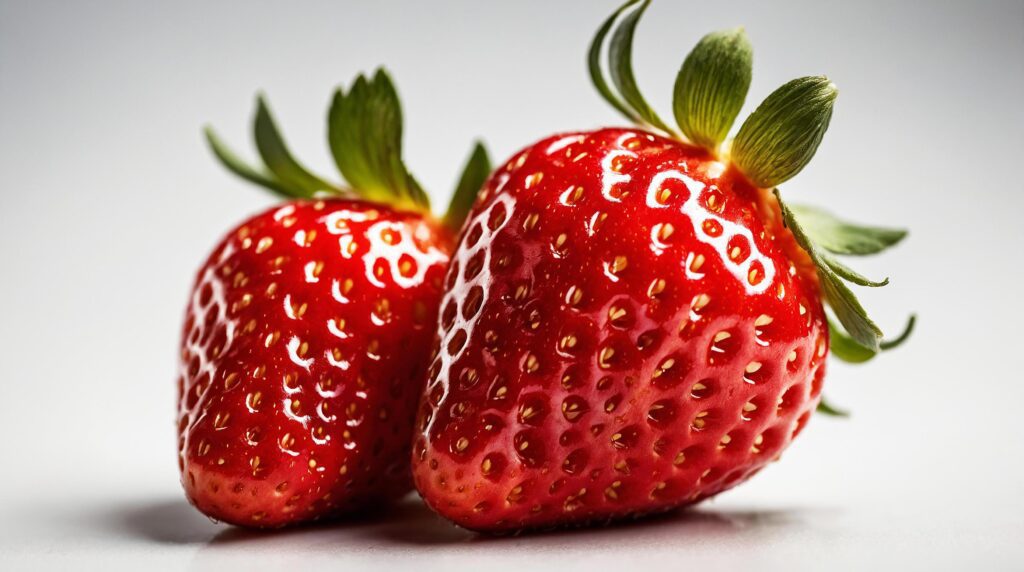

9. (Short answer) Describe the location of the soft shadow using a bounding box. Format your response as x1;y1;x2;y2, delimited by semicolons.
204;495;472;547
369;501;812;547
107;499;225;545
101;494;822;555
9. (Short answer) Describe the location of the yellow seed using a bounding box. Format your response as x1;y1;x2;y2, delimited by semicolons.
692;293;710;311
523;212;540;232
648;278;667;297
656;358;675;377
608;255;628;274
566;285;583;306
656;223;674;242
608;305;628;323
524;354;539;373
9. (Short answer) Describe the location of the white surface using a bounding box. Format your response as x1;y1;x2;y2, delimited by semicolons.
1;0;1023;569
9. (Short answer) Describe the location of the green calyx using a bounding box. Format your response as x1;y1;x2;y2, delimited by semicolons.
673;28;752;151
205;68;489;225
588;0;836;176
732;77;838;188
589;1;914;415
775;191;914;416
775;189;914;354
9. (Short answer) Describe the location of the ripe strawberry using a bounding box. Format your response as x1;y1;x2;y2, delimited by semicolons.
178;69;491;528
412;0;912;532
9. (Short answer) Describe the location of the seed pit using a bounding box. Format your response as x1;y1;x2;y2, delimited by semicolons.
701;219;723;237
561;395;589;422
465;223;484;247
447;329;468;356
562;448;589;475
462;286;484;320
726;235;751;263
513;430;545;467
778;384;806;413
481;453;507;480
464;252;485;281
647;399;678;428
487;203;508;230
690;378;715;399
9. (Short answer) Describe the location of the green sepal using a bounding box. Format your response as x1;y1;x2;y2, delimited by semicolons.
830;314;916;364
444;141;491;233
253;95;337;198
828;317;877;363
816;397;850;417
820;251;889;287
607;0;674;133
588;0;643;124
819;266;884;350
775;189;882;350
880;314;915;351
328;69;430;212
790;204;907;256
204;126;296;199
732;76;837;188
673;27;752;151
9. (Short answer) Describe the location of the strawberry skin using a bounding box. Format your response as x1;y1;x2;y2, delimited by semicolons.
412;129;828;531
178;199;449;527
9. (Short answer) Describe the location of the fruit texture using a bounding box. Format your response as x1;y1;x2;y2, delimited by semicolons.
177;70;490;527
412;0;911;532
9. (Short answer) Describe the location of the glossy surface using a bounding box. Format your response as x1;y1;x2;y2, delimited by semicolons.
179;199;450;527
413;129;827;531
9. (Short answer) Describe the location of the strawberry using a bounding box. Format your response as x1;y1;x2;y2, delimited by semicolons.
178;69;491;528
412;0;913;532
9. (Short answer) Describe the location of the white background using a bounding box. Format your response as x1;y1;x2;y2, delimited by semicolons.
1;0;1022;569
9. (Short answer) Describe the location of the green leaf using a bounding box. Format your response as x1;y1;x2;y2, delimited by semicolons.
819;265;883;350
732;76;838;188
607;0;674;133
828;316;877;363
253;95;336;198
879;314;916;351
817;397;850;417
789;204;907;255
673;27;753;151
444;141;491;233
820;251;889;287
328;69;430;211
829;313;916;363
588;0;643;124
204;126;295;198
775;190;882;350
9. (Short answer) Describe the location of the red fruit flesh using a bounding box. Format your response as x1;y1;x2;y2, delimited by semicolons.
412;128;827;532
178;199;449;527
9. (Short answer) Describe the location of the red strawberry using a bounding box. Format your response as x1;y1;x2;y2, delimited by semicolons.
412;0;912;532
178;69;491;527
